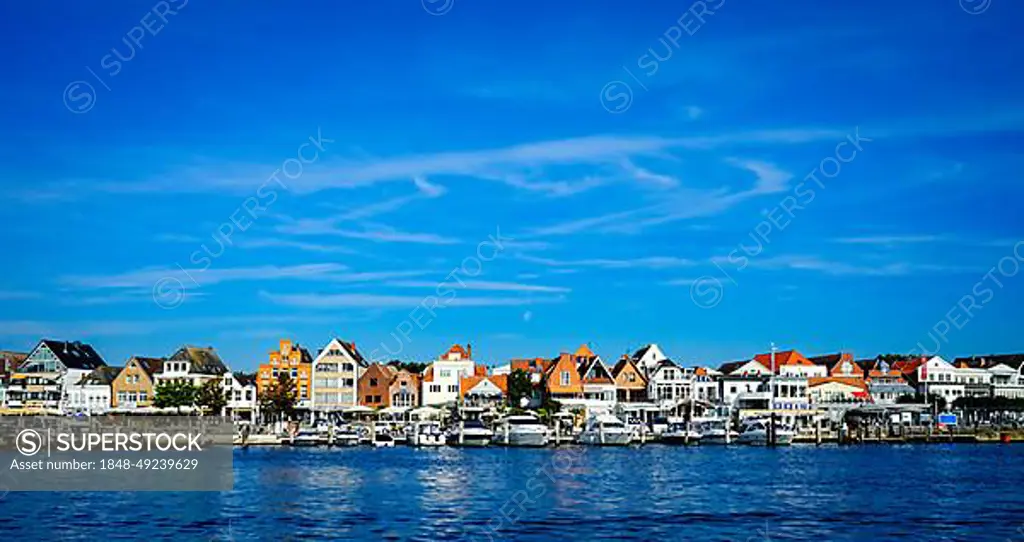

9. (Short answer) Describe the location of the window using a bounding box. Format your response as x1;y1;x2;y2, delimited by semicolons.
370;378;378;387
561;371;570;386
430;385;441;393
440;369;451;378
139;391;148;402
448;385;458;392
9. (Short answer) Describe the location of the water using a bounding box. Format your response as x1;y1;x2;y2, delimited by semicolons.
3;444;1024;540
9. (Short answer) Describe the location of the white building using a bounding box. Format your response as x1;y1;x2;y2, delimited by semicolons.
577;356;617;412
954;354;1024;399
67;366;120;415
310;339;366;412
223;372;259;423
647;359;687;409
913;356;964;403
6;340;107;413
421;344;477;406
632;344;668;376
155;345;230;388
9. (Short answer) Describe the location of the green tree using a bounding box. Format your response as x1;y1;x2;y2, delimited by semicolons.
508;369;533;408
386;360;428;374
260;373;298;422
195;379;228;416
153;380;197;413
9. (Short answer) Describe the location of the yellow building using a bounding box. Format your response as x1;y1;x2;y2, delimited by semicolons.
257;339;313;407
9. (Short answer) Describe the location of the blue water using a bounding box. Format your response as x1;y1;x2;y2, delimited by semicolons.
2;445;1024;540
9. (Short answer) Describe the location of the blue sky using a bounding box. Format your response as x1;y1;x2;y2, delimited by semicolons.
2;0;1023;371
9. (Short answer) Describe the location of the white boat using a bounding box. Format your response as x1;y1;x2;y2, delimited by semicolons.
448;419;494;447
737;418;795;446
696;419;738;445
289;427;324;447
578;413;632;446
493;414;550;447
412;421;445;446
332;424;361;447
660;422;702;445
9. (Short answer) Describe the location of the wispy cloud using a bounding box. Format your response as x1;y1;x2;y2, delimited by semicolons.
385;280;570;293
833;234;945;245
718;254;980;276
518;254;696;270
0;314;350;339
259;290;567;309
63;263;348;290
236;238;358;254
276;220;461;245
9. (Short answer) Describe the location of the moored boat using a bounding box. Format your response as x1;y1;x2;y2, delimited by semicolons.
660;422;702;445
578;413;632;446
737;417;795;446
493;414;549;447
448;419;493;447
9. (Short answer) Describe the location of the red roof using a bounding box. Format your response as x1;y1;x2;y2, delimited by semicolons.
753;350;814;370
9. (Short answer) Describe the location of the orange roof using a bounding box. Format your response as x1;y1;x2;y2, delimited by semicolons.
892;357;926;375
511;358;551;373
808;376;868;391
474;365;487;377
422;366;434;383
460;375;507;396
574;344;595;358
753;350;814;370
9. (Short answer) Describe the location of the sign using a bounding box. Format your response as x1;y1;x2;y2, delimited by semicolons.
937;413;958;426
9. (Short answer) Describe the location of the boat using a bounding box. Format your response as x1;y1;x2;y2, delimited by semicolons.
696;418;738;445
289;427;325;447
737;417;795;446
372;432;396;448
578;413;632;446
660;422;702;445
412;421;445;446
332;424;361;447
549;412;578;446
493;414;550;447
448;419;494;447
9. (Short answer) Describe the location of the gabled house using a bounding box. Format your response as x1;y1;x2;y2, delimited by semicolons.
578;352;616;411
754;350;826;377
809;352;864;379
388;368;420;408
6;339;107;413
631;343;668;377
260;339;315;408
808;377;870;404
421;344;477;406
718;359;772;377
612;355;648;403
157;345;230;389
223;372;259;422
113;356;164;411
460;374;508;407
647;358;686;407
359;363;397;409
543;352;584;405
310;338;366;412
68;366;121;415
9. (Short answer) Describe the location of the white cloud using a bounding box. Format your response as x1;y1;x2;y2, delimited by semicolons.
236;238;358;254
833;235;944;245
385;280;570;293
63;263;349;290
259;291;567;309
518;254;696;270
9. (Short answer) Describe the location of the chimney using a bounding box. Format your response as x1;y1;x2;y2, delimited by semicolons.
467;343;472;359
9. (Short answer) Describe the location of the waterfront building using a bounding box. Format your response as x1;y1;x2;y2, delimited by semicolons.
310;338;365;412
543;352;584;405
388;367;420;408
359;363;397;408
901;356;971;403
112;356;164;411
259;339;315;409
68;366;121;415
756;350;826;378
156;346;230;389
810;352;865;379
573;345;616;411
647;358;687;411
808;377;870;405
631;343;668;376
0;350;27;408
689;366;721;404
421;344;476;406
510;357;550;407
612;354;648;403
869;381;917;404
6;340;107;413
460;373;508;407
223;372;259;422
953;354;1024;399
718;358;773;377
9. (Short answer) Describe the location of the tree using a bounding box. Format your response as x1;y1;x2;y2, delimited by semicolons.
508;369;533;408
195;379;228;416
153;380;197;413
260;373;298;422
386;360;428;374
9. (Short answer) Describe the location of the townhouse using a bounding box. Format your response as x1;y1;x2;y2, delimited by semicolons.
112;356;164;411
68;366;121;415
953;354;1024;399
0;350;28;408
260;339;315;409
223;372;259;422
156;345;230;388
310;338;365;412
